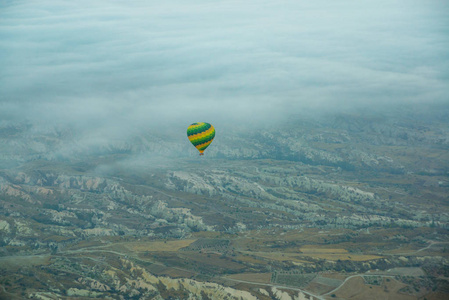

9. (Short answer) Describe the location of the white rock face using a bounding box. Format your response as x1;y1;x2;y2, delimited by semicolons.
8;238;26;246
28;292;58;300
0;181;32;202
294;290;308;300
259;288;270;296
110;258;259;300
83;228;116;237
150;200;213;231
345;186;374;198
77;277;111;292
171;171;217;196
0;220;10;233
66;288;103;297
49;210;76;224
271;287;293;300
15;220;34;236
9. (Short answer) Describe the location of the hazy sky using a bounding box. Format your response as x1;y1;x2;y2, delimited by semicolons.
1;0;448;129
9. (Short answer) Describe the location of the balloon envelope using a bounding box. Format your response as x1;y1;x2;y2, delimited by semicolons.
187;122;215;155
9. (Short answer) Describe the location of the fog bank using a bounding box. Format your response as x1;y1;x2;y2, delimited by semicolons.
1;0;448;132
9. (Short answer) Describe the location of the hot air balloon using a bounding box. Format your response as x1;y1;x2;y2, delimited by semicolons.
187;122;215;155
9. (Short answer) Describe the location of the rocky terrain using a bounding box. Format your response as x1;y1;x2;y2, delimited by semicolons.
1;108;448;299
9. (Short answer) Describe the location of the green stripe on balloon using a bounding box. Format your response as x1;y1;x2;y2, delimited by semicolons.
191;132;215;146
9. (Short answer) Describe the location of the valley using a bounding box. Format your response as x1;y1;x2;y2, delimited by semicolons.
0;111;448;299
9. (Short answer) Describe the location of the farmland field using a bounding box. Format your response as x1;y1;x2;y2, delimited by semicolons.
225;272;272;284
331;276;414;300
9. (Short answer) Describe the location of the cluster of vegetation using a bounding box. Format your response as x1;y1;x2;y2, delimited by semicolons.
271;271;316;288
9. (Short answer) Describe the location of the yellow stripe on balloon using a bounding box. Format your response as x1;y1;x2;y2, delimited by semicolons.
196;139;214;152
188;126;215;143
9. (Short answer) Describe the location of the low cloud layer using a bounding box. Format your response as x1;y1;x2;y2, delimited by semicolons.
1;0;448;131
